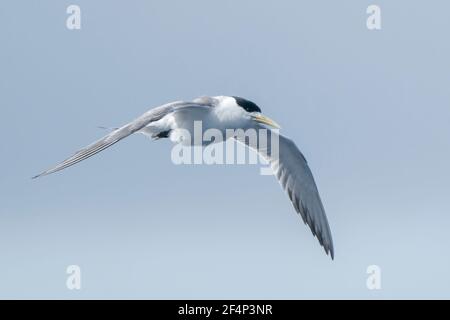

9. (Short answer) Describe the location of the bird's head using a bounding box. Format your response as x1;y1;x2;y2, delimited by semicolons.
214;96;280;129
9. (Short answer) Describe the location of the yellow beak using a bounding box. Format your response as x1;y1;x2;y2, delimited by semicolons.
252;113;281;129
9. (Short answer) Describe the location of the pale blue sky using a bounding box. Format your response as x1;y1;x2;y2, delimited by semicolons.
1;0;449;298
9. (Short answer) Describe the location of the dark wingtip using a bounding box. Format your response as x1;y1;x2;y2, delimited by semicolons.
31;172;47;179
323;245;334;260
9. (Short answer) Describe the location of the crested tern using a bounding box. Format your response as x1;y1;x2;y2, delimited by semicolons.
33;96;334;259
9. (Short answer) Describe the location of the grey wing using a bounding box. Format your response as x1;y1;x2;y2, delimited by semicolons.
32;101;206;179
247;131;334;259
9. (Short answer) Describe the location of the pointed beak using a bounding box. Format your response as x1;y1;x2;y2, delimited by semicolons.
251;113;281;129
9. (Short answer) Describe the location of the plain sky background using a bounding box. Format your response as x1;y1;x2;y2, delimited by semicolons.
1;0;450;299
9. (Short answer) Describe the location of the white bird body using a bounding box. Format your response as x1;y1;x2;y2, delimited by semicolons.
141;96;251;145
33;95;334;259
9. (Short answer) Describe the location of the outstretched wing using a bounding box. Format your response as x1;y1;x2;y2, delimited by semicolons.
32;101;205;178
242;130;334;259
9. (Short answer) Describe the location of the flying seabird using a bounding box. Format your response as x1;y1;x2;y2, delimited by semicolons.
33;96;334;259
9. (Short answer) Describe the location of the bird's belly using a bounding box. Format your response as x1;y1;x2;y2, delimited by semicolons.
170;110;226;146
145;109;236;146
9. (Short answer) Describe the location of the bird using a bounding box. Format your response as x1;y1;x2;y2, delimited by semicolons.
33;96;334;259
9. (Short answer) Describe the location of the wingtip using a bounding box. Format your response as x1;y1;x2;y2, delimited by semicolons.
31;171;48;179
327;247;335;260
321;243;334;260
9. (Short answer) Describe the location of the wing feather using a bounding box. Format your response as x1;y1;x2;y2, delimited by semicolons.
32;101;206;178
242;130;334;259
